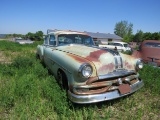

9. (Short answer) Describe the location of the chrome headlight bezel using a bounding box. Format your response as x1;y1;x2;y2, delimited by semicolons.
136;59;144;70
78;63;93;78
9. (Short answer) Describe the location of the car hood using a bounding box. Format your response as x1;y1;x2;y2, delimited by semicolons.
56;44;118;75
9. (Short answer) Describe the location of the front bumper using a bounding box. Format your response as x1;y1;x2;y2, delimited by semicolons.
68;80;144;104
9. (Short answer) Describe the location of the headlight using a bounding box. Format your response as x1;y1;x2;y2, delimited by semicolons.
78;63;93;78
136;59;143;70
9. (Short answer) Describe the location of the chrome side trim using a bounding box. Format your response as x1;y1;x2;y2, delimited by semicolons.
114;57;118;69
120;56;123;68
68;80;144;104
114;55;123;69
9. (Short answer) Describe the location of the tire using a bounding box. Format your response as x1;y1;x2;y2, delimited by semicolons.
36;53;40;59
57;70;68;90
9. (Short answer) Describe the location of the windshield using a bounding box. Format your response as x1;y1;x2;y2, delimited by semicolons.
58;34;94;46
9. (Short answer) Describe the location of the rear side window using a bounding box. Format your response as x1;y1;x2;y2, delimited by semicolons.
49;35;56;46
144;42;160;48
44;35;49;45
123;44;128;47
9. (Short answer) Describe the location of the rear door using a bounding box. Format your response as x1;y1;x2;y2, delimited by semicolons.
43;35;57;69
141;42;160;65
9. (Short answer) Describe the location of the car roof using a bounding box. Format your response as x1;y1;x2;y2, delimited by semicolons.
48;29;89;36
142;40;160;44
109;41;128;44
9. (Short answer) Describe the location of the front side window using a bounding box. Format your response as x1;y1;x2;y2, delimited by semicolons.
114;43;123;47
57;34;94;46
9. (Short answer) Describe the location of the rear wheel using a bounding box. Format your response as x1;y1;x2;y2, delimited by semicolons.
36;53;40;59
36;54;44;64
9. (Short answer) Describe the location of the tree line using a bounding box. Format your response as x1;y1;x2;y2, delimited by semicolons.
5;31;44;41
114;20;160;43
5;21;160;43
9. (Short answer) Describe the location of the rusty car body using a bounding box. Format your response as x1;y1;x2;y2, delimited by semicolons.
132;40;160;67
36;29;144;104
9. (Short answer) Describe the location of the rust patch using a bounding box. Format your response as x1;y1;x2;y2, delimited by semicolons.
124;61;132;69
118;84;131;94
86;76;99;85
67;53;87;63
130;79;138;84
98;63;114;72
132;50;142;58
86;50;107;62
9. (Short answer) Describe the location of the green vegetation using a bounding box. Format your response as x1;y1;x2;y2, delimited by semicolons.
5;30;44;41
114;20;160;43
121;50;133;55
0;40;160;120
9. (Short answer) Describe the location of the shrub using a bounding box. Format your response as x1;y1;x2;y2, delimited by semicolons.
11;55;35;69
121;50;133;55
139;65;160;95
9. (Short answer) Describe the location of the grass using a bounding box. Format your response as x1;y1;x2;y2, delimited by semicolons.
0;40;160;120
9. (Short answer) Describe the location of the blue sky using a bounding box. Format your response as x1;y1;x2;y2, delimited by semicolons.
0;0;160;34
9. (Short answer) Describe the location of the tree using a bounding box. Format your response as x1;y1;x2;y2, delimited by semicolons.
152;32;160;40
133;30;144;42
25;31;44;41
123;35;130;43
35;31;43;41
114;20;133;39
143;32;152;40
26;32;35;40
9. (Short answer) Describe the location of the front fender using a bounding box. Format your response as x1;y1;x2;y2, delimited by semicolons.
131;50;142;58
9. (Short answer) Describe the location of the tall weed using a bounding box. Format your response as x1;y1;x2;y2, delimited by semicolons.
139;65;160;95
0;40;160;119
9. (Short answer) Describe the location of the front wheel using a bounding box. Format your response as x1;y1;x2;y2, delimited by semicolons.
57;70;68;90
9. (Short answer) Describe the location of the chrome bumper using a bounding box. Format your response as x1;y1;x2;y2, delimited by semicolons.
68;80;144;104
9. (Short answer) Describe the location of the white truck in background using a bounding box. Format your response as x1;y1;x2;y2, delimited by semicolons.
96;40;132;52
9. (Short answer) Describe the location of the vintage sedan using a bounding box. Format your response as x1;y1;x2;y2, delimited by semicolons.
132;40;160;67
36;29;144;104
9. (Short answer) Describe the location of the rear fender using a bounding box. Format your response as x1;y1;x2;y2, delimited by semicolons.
37;45;44;60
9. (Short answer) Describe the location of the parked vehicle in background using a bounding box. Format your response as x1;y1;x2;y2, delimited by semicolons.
98;41;132;52
129;42;138;49
132;40;160;67
15;37;34;44
36;29;144;104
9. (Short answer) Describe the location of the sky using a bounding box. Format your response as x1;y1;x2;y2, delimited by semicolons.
0;0;160;35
